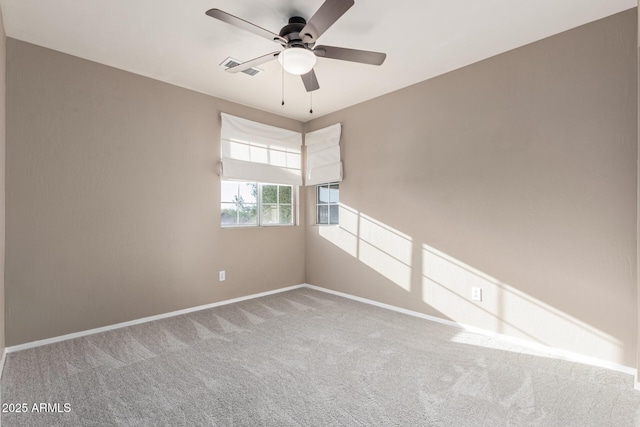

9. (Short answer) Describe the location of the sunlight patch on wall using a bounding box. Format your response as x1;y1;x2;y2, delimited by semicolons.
318;205;412;291
318;205;358;257
421;243;623;363
358;213;412;291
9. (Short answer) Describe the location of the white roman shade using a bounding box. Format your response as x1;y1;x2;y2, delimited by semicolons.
305;123;342;186
220;113;302;186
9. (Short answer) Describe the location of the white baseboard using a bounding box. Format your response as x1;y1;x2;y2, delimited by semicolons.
303;284;638;379
5;284;306;353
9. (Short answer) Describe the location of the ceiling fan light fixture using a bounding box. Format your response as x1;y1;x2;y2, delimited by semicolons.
278;48;316;75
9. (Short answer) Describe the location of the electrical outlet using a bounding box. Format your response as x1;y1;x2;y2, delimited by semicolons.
219;270;225;282
471;287;482;302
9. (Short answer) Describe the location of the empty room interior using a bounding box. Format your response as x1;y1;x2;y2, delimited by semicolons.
0;0;639;425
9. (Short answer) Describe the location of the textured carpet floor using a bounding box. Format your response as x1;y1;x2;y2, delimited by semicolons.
2;288;639;426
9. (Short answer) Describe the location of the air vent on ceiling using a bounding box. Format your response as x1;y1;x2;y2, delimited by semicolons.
220;57;264;76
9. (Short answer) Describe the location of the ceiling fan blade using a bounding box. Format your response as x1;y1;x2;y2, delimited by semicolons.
206;9;287;44
301;69;320;92
301;0;354;44
314;45;386;65
225;51;281;73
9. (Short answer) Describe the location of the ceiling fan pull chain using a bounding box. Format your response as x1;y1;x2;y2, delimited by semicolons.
310;91;313;114
281;57;285;106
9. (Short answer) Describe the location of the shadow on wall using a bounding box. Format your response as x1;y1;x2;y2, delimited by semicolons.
318;203;623;363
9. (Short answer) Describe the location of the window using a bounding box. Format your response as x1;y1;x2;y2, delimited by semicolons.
316;183;339;225
221;181;258;226
261;184;293;225
305;124;342;186
221;181;294;227
220;113;302;186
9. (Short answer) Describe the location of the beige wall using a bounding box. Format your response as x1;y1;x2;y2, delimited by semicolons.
305;10;638;367
0;10;6;355
637;6;640;378
5;39;305;346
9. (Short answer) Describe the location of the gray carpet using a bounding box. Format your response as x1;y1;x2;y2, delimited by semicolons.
2;288;639;426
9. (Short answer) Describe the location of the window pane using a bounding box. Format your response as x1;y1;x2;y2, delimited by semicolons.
317;205;328;224
279;205;292;224
318;185;330;204
221;203;238;226
329;184;339;203
262;185;278;204
329;204;340;225
261;204;278;224
221;181;239;203
238;203;257;225
238;183;257;204
279;185;292;204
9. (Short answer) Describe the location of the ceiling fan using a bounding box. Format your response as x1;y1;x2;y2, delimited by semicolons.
205;0;386;92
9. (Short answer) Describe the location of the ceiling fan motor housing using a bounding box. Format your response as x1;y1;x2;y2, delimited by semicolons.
279;17;311;47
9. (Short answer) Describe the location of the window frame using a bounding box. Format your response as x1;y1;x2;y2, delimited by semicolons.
316;182;340;226
221;180;296;228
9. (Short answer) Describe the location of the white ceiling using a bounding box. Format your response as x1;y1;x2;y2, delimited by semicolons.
0;0;635;122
